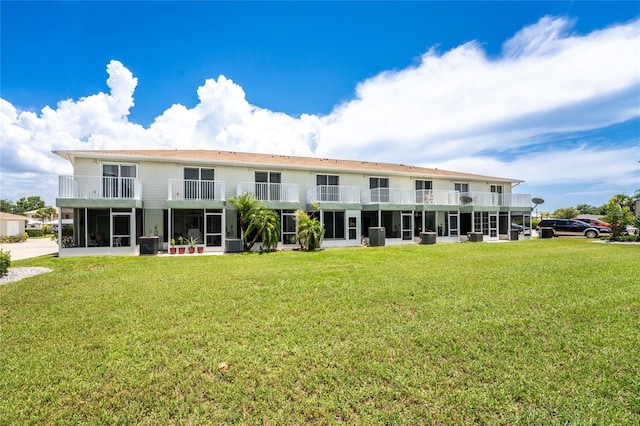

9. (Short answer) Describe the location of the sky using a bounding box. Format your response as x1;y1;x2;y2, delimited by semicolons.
1;1;639;214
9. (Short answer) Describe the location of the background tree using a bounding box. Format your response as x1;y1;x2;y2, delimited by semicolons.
0;199;18;214
34;206;57;227
575;204;599;215
553;207;579;219
15;196;45;214
602;195;635;240
295;210;324;251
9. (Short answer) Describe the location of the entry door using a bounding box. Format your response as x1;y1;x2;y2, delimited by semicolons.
347;214;359;241
449;212;459;237
205;212;223;247
111;212;132;247
489;213;498;238
401;212;413;240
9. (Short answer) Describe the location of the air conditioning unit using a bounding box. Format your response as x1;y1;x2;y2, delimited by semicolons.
225;239;243;253
368;227;385;247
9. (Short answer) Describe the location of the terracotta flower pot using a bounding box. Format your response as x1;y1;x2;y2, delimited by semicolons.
188;247;195;254
169;247;176;254
178;247;186;254
197;246;204;253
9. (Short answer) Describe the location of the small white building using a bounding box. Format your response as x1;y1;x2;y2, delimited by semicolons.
0;212;30;237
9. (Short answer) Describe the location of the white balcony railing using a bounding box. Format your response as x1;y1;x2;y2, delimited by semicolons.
460;192;532;207
500;193;532;207
361;188;414;204
58;176;141;199
416;190;461;205
307;185;360;204
460;191;500;206
236;182;299;202
168;179;225;201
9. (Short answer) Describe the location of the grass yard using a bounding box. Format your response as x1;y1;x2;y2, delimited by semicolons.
1;239;638;424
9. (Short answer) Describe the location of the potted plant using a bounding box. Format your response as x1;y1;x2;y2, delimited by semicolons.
178;236;186;254
169;238;177;254
187;236;199;254
197;244;204;254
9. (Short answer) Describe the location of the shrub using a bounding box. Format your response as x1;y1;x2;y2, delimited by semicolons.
0;249;10;276
1;235;24;244
26;228;44;238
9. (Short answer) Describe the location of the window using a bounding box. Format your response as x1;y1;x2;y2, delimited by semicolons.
490;185;503;205
102;163;137;198
316;174;339;186
415;180;432;190
184;167;215;200
370;177;389;203
455;183;469;193
323;211;345;239
255;171;282;201
316;174;340;202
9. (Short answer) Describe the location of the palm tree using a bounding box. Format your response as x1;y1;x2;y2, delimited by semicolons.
229;193;260;251
246;207;280;252
229;194;281;252
295;210;324;251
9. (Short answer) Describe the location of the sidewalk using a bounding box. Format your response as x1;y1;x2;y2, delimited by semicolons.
0;238;58;260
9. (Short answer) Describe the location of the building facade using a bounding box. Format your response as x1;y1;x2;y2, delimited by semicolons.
53;150;533;256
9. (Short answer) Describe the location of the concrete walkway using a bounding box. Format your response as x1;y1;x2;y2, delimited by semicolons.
0;238;58;260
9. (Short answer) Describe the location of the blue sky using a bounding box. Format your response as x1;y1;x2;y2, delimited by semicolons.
1;1;639;213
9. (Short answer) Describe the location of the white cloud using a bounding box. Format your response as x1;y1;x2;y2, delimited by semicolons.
317;16;640;164
0;16;638;210
430;146;640;187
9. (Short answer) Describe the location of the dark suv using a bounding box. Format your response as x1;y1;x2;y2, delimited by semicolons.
537;219;610;238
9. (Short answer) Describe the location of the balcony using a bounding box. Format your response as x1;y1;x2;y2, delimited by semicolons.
499;193;532;208
236;182;299;203
415;190;461;205
460;192;532;207
58;176;141;199
168;179;225;201
307;185;360;204
361;188;414;204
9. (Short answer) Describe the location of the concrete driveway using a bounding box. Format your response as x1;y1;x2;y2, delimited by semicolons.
0;238;58;260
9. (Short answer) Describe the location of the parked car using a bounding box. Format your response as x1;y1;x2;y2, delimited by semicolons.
571;217;611;228
536;219;610;238
511;223;529;234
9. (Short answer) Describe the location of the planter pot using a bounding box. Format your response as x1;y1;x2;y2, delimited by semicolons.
188;247;196;254
197;246;204;253
169;247;177;254
178;247;186;254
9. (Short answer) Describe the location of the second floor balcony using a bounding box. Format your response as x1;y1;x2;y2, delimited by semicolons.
168;179;226;201
58;176;141;199
460;192;532;208
236;182;300;203
307;185;361;204
361;188;415;204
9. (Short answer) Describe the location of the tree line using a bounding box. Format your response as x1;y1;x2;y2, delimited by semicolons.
1;196;57;224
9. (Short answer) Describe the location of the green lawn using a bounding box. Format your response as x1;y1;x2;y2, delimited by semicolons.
1;239;638;424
